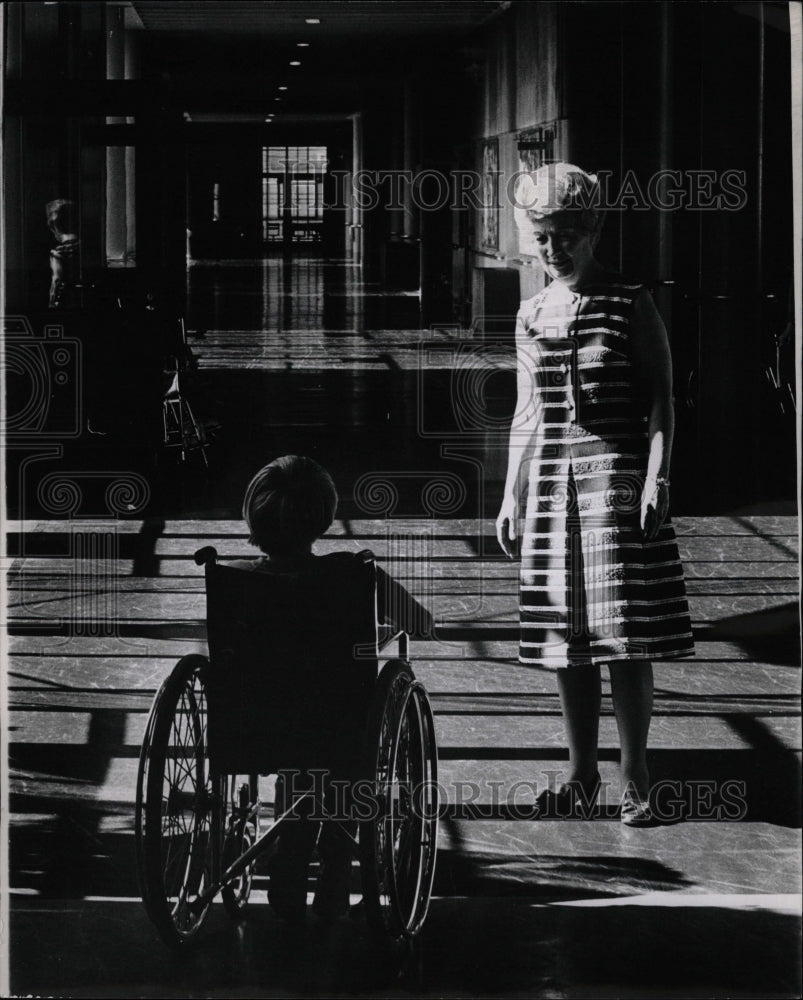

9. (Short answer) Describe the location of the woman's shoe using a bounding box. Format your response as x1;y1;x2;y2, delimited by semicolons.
536;772;601;819
620;787;654;827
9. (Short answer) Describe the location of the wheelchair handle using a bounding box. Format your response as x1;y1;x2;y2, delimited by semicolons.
194;545;218;566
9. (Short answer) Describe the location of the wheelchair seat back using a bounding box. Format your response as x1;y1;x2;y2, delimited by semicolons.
204;551;378;776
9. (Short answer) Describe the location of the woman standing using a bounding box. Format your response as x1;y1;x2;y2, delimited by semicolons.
496;163;694;825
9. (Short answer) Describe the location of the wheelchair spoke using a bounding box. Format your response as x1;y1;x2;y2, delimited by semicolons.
377;683;439;938
137;656;215;947
220;775;259;919
361;662;431;941
163;836;191;889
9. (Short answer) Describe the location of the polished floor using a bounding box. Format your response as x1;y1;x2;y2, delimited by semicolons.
5;257;802;998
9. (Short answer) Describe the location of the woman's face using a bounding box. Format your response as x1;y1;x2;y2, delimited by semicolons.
531;212;596;288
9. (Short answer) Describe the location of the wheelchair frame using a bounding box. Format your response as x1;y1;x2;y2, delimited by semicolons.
134;546;438;950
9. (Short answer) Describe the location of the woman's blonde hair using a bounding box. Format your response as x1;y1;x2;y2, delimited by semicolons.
513;162;605;246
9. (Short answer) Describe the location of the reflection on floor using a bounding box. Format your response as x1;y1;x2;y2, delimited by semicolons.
186;258;424;337
5;258;802;997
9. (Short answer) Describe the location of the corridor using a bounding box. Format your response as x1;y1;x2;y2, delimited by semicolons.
3;0;801;994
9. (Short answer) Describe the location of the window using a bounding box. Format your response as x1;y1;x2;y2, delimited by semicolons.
261;145;327;244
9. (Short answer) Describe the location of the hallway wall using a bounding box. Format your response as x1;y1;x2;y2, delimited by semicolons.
429;0;797;511
3;2;111;310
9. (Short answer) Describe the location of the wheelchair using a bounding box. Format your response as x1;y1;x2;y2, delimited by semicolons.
135;547;438;950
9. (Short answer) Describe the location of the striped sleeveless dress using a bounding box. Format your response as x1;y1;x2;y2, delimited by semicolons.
517;274;695;667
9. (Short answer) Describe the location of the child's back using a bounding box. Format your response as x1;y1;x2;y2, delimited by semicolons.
226;455;430;923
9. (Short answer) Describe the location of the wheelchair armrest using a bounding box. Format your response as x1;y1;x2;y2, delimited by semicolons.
379;627;409;660
194;545;218;566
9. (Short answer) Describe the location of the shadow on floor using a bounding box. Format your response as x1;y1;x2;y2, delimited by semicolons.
10;894;802;998
702;600;801;668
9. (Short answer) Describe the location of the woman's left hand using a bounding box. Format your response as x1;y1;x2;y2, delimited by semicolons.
640;480;669;541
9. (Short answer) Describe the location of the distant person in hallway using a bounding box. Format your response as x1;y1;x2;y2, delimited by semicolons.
46;199;80;309
496;163;694;826
229;455;432;921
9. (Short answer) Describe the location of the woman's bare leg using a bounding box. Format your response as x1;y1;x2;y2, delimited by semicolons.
556;664;602;785
609;660;653;800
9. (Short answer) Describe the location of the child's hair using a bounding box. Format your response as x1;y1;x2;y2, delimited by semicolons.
46;198;75;235
243;455;338;556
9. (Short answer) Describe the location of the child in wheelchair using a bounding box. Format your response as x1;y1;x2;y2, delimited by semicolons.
229;454;432;924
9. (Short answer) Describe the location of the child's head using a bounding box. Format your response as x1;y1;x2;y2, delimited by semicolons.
46;198;75;237
243;455;338;557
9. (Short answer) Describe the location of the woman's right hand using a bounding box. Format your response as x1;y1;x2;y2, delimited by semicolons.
496;494;519;558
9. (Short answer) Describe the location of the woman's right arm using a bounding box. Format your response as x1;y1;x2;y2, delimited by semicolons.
496;311;541;558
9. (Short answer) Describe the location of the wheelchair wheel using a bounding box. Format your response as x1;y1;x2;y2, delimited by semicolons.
135;654;214;948
221;774;260;918
360;659;439;944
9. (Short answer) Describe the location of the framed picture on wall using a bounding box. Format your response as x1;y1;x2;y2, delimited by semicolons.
515;125;555;257
517;124;555;175
480;138;499;251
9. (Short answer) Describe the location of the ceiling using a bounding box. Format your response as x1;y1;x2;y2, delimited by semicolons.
129;1;508;119
131;2;509;38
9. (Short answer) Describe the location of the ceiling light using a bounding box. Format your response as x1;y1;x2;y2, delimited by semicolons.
289;61;301;66
278;86;288;91
297;42;309;47
274;97;281;101
305;18;320;24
